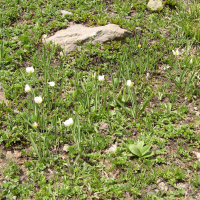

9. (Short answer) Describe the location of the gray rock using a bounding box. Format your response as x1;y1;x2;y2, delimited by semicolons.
193;151;200;162
60;10;73;17
147;0;163;11
63;144;70;152
158;182;168;192
43;24;132;54
0;82;7;105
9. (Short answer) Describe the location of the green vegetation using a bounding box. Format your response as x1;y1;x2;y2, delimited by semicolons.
0;0;200;199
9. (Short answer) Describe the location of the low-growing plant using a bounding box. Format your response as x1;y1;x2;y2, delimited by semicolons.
128;141;154;158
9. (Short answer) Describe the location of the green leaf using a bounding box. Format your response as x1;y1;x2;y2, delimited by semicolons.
142;151;154;158
141;144;151;156
29;135;41;159
136;141;144;151
128;144;141;157
114;96;131;114
138;94;153;118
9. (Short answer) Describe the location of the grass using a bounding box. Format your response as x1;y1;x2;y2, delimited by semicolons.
0;0;200;199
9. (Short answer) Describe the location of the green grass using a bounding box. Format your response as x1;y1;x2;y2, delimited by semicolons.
1;0;200;199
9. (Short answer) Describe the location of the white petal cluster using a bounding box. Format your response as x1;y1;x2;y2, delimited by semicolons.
26;66;34;73
98;75;104;81
63;118;74;127
34;96;42;104
126;80;133;87
48;82;55;87
32;122;38;128
164;65;170;70
25;84;31;92
92;72;96;78
172;49;180;56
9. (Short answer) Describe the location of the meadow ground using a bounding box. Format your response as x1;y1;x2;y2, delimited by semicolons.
1;0;200;199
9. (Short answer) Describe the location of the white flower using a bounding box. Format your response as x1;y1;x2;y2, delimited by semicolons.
48;82;55;87
92;72;96;78
172;49;180;56
34;96;42;104
126;80;134;87
26;66;34;73
42;34;47;39
98;75;104;81
190;58;193;64
25;84;31;92
197;75;200;80
63;118;73;127
164;65;170;70
146;73;150;78
32;122;38;128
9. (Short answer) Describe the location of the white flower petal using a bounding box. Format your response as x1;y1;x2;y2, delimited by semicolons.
25;84;31;92
98;75;104;81
48;82;55;87
32;122;38;128
34;96;42;104
63;118;74;127
26;66;34;73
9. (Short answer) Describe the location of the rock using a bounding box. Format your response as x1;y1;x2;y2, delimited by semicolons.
193;151;200;162
105;144;117;154
60;10;73;17
63;144;70;152
158;182;168;192
0;82;7;105
194;107;198;111
99;121;109;130
43;24;132;54
6;151;22;159
147;0;163;11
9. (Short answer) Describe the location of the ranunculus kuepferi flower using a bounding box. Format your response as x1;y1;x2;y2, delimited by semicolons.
26;66;34;73
172;49;180;56
126;80;134;87
32;122;38;128
48;82;55;87
98;75;104;81
92;72;96;78
34;96;42;104
25;84;31;92
63;118;74;127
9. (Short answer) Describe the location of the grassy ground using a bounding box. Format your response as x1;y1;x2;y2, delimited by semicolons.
1;0;200;199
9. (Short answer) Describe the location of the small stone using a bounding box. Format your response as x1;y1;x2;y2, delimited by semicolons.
63;144;70;152
194;107;198;111
196;111;200;117
0;82;7;105
99;121;109;130
158;182;168;192
193;151;200;162
147;0;163;11
6;151;21;159
105;144;117;154
60;10;73;17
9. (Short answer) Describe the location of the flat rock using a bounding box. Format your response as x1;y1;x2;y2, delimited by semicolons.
105;143;117;154
193;151;200;161
0;82;7;105
158;182;168;192
60;10;73;16
147;0;163;11
6;151;22;159
43;24;132;54
63;144;70;152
